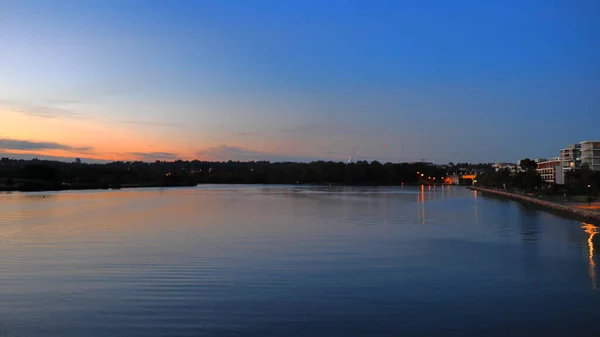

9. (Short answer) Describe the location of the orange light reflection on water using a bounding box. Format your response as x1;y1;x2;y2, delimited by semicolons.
418;185;426;224
582;222;598;292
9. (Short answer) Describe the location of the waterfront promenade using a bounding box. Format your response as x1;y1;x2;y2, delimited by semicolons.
469;186;600;225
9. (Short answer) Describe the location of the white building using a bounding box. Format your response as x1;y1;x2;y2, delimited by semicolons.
493;163;518;172
580;141;600;172
559;143;581;172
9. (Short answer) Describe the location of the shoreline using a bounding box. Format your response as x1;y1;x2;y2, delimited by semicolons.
0;182;447;193
469;186;600;225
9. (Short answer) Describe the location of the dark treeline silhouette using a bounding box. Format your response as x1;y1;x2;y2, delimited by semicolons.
476;167;544;192
0;157;473;191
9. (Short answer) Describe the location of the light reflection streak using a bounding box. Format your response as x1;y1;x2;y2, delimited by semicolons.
418;185;426;224
582;222;598;292
473;190;478;223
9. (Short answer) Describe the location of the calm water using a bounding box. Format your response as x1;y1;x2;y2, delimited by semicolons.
1;185;599;336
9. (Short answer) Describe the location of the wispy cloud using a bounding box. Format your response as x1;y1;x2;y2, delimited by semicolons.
231;132;261;137
197;145;323;162
0;100;87;119
126;151;180;161
120;120;183;128
279;123;358;135
44;99;81;105
0;138;93;152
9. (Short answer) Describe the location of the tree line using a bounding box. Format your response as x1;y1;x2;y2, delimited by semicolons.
1;158;462;191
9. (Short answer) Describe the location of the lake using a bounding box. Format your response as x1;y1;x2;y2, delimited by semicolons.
0;185;599;336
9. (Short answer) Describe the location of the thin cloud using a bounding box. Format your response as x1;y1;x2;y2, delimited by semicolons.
231;132;261;137
127;151;180;161
120;120;183;128
196;145;327;162
279;123;358;135
0;100;87;119
0;138;93;152
44;99;81;105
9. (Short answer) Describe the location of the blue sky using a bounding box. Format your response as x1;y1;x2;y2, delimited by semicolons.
1;0;599;163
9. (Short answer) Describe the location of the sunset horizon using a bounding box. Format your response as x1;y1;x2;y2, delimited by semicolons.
3;0;598;164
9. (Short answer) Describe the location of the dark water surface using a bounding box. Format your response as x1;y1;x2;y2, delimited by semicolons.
1;185;599;336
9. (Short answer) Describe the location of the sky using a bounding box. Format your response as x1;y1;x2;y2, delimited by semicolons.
1;0;599;163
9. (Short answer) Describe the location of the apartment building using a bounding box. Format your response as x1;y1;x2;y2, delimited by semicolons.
536;158;562;184
580;141;600;172
559;144;581;168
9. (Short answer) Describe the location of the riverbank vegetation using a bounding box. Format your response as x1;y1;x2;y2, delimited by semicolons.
475;158;600;202
1;158;463;192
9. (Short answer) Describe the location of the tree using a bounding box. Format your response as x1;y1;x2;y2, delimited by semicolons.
20;164;59;182
519;158;537;171
522;169;543;192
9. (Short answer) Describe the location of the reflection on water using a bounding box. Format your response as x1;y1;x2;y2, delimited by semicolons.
583;222;598;291
518;204;540;243
473;190;479;224
1;186;600;336
417;185;426;224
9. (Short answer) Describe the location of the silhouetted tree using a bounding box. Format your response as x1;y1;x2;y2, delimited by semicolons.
519;158;537;171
